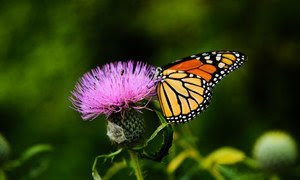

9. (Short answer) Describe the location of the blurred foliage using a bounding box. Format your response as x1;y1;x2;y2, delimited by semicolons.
0;142;52;180
202;147;245;169
0;0;299;179
0;134;10;166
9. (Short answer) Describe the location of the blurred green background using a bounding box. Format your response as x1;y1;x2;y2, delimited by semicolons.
0;0;299;179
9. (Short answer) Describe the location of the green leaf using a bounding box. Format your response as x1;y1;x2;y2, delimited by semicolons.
3;144;52;171
0;133;10;166
132;123;168;151
217;165;239;178
134;110;173;162
218;165;267;180
102;160;127;180
202;147;245;169
243;158;259;169
92;168;102;180
92;149;123;180
21;158;51;180
21;144;53;162
167;149;201;174
0;169;7;180
155;109;168;125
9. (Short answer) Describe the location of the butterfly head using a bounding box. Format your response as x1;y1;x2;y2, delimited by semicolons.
154;67;163;80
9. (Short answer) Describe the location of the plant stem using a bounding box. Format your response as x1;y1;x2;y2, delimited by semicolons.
128;150;143;180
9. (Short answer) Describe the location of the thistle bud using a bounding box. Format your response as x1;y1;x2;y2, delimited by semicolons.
253;131;298;170
107;110;145;146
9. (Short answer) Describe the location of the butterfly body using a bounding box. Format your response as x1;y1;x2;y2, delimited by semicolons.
156;51;247;124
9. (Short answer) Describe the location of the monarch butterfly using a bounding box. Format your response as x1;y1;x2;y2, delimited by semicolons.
156;51;247;123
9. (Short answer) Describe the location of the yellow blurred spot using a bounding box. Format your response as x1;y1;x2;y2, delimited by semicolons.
202;147;245;169
167;149;200;174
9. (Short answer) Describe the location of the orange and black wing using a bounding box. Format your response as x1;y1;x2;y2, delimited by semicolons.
162;51;247;87
156;51;247;123
157;70;212;123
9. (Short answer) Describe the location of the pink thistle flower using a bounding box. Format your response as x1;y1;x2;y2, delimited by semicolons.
70;61;157;120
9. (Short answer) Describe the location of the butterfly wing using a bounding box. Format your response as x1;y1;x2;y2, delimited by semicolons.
157;70;212;123
163;51;247;87
157;51;247;123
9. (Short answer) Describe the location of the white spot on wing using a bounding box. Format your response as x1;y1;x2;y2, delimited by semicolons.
218;62;225;68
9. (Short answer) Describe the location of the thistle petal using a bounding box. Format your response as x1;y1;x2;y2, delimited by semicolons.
70;61;157;120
